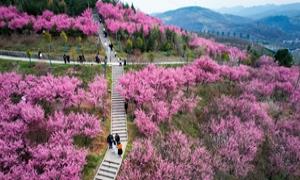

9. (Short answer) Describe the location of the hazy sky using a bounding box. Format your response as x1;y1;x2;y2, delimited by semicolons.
122;0;300;13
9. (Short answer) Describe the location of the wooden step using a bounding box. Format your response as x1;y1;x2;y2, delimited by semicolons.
104;160;120;166
102;161;120;169
112;122;126;126
96;170;115;179
112;111;125;114
95;174;113;180
112;109;125;112
100;166;118;174
112;128;127;132
112;121;126;124
112;118;126;121
111;127;127;131
111;105;124;107
112;116;126;119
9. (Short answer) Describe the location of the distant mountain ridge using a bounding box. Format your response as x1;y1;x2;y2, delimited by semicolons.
155;6;252;32
218;3;300;19
154;4;300;44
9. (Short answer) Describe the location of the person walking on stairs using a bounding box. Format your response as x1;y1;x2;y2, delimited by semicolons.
117;142;123;157
112;139;117;154
115;133;120;144
107;134;113;149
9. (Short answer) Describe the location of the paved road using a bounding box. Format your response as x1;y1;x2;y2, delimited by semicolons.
0;55;186;66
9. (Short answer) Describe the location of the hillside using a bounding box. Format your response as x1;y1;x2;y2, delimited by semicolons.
218;3;300;19
155;6;251;32
258;16;300;33
1;1;300;180
155;6;300;43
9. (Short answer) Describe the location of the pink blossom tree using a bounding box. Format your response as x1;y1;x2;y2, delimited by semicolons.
0;72;106;179
118;131;214;180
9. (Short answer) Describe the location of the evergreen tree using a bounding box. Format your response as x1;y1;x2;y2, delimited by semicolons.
274;49;293;67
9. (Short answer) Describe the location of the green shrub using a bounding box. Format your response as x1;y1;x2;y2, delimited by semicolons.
274;49;293;67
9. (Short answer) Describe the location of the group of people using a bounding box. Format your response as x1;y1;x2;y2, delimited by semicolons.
107;133;123;157
38;50;126;65
102;26;129;66
62;54;85;64
95;53;108;65
78;54;86;64
63;54;71;64
32;23;127;65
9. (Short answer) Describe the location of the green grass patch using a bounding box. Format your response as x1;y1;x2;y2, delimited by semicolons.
0;34;102;61
124;64;145;72
124;63;185;72
172;113;200;138
83;153;106;180
123;119;139;160
73;135;93;148
0;59;108;85
196;81;241;106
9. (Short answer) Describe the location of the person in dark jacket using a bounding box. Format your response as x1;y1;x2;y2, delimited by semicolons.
107;134;113;149
63;54;67;64
67;55;70;63
78;55;82;63
115;133;120;144
82;54;86;62
109;43;113;51
95;54;100;64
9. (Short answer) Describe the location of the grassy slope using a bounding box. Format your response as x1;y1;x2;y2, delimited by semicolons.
0;58;111;180
0;34;106;61
110;37;191;63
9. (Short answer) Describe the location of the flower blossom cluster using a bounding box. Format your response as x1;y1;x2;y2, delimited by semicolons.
0;6;98;35
0;72;107;179
96;1;186;36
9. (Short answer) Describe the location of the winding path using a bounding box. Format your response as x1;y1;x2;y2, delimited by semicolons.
0;54;186;66
93;12;128;180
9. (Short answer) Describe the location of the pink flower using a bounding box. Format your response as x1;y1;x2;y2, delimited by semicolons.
134;110;158;136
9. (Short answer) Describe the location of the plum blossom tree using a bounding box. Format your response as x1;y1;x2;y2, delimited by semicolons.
207;115;264;177
270;118;300;176
0;6;34;30
117;64;200;135
118;131;214;180
96;1;185;36
85;75;108;108
74;8;98;36
241;62;299;99
0;6;98;36
189;36;248;63
0;72;106;179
